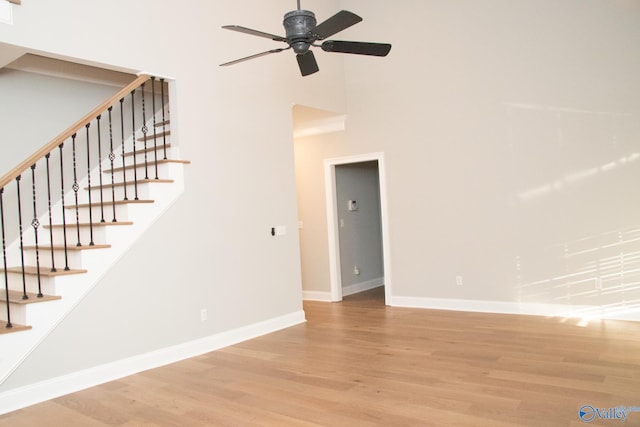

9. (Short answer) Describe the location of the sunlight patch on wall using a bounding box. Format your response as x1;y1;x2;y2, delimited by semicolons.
516;153;640;203
515;227;640;321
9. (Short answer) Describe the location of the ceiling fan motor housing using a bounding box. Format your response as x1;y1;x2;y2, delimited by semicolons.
283;10;316;54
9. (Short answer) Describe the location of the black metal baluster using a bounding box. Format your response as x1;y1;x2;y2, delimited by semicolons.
45;153;56;272
30;165;43;298
151;76;159;180
15;176;28;300
1;187;12;328
140;82;149;180
96;115;106;223
161;78;168;160
131;90;139;200
85;123;95;246
108;106;117;222
71;134;82;247
58;143;70;271
119;98;128;201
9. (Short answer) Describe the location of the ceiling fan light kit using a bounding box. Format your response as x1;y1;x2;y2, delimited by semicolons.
220;2;392;76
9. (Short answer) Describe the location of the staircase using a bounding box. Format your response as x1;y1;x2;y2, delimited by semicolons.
0;75;189;384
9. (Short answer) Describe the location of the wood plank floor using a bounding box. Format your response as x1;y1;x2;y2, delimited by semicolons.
1;287;639;426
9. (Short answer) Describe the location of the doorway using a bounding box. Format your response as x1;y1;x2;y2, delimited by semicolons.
325;153;392;304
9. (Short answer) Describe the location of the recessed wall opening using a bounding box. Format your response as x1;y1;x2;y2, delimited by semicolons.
293;104;391;304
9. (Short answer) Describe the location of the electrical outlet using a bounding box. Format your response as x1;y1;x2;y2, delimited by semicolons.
456;276;463;286
200;309;208;321
354;266;360;275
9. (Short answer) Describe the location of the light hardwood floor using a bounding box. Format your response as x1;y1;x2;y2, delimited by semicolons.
1;287;639;426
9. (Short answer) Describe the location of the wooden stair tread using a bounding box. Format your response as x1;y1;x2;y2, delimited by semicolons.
23;244;111;251
0;323;32;335
65;199;154;209
155;120;169;127
45;221;133;229
0;290;61;305
86;179;174;190
108;159;191;173
124;144;172;157
136;130;170;142
1;266;87;276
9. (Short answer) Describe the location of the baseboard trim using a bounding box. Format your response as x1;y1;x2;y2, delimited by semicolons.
390;296;640;322
0;309;306;415
303;278;384;301
302;291;332;302
342;278;384;297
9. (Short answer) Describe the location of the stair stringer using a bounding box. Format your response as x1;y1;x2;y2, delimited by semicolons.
0;161;187;385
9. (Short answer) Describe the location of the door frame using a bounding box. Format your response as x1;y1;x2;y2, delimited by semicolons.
324;152;392;304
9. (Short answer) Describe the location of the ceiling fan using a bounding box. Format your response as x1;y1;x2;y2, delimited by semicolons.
220;1;392;76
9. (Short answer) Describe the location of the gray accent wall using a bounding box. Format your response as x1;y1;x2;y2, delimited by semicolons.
335;161;383;288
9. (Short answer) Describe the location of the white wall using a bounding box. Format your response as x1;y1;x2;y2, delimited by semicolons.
0;0;345;393
337;0;640;318
294;0;640;319
295;129;346;294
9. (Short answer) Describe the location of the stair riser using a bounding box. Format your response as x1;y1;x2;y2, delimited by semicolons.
106;162;174;180
48;226;109;247
0;304;26;325
121;145;173;165
63;204;132;223
2;273;57;296
105;151;173;173
0;298;63;326
107;149;175;170
129;144;172;157
23;249;85;271
79;183;153;202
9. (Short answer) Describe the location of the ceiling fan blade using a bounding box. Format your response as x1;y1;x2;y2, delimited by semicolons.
222;25;287;42
321;40;392;57
297;51;320;76
220;47;289;67
310;10;362;40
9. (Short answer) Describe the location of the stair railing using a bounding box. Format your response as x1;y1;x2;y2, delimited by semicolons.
1;73;169;330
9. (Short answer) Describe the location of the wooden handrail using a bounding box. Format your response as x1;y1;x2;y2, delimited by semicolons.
0;74;150;189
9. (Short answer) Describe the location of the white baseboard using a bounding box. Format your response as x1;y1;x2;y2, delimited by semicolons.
343;277;384;297
390;296;640;322
0;310;306;415
302;290;332;302
303;278;384;301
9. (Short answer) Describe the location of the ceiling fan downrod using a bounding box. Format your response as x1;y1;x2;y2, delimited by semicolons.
297;0;301;11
